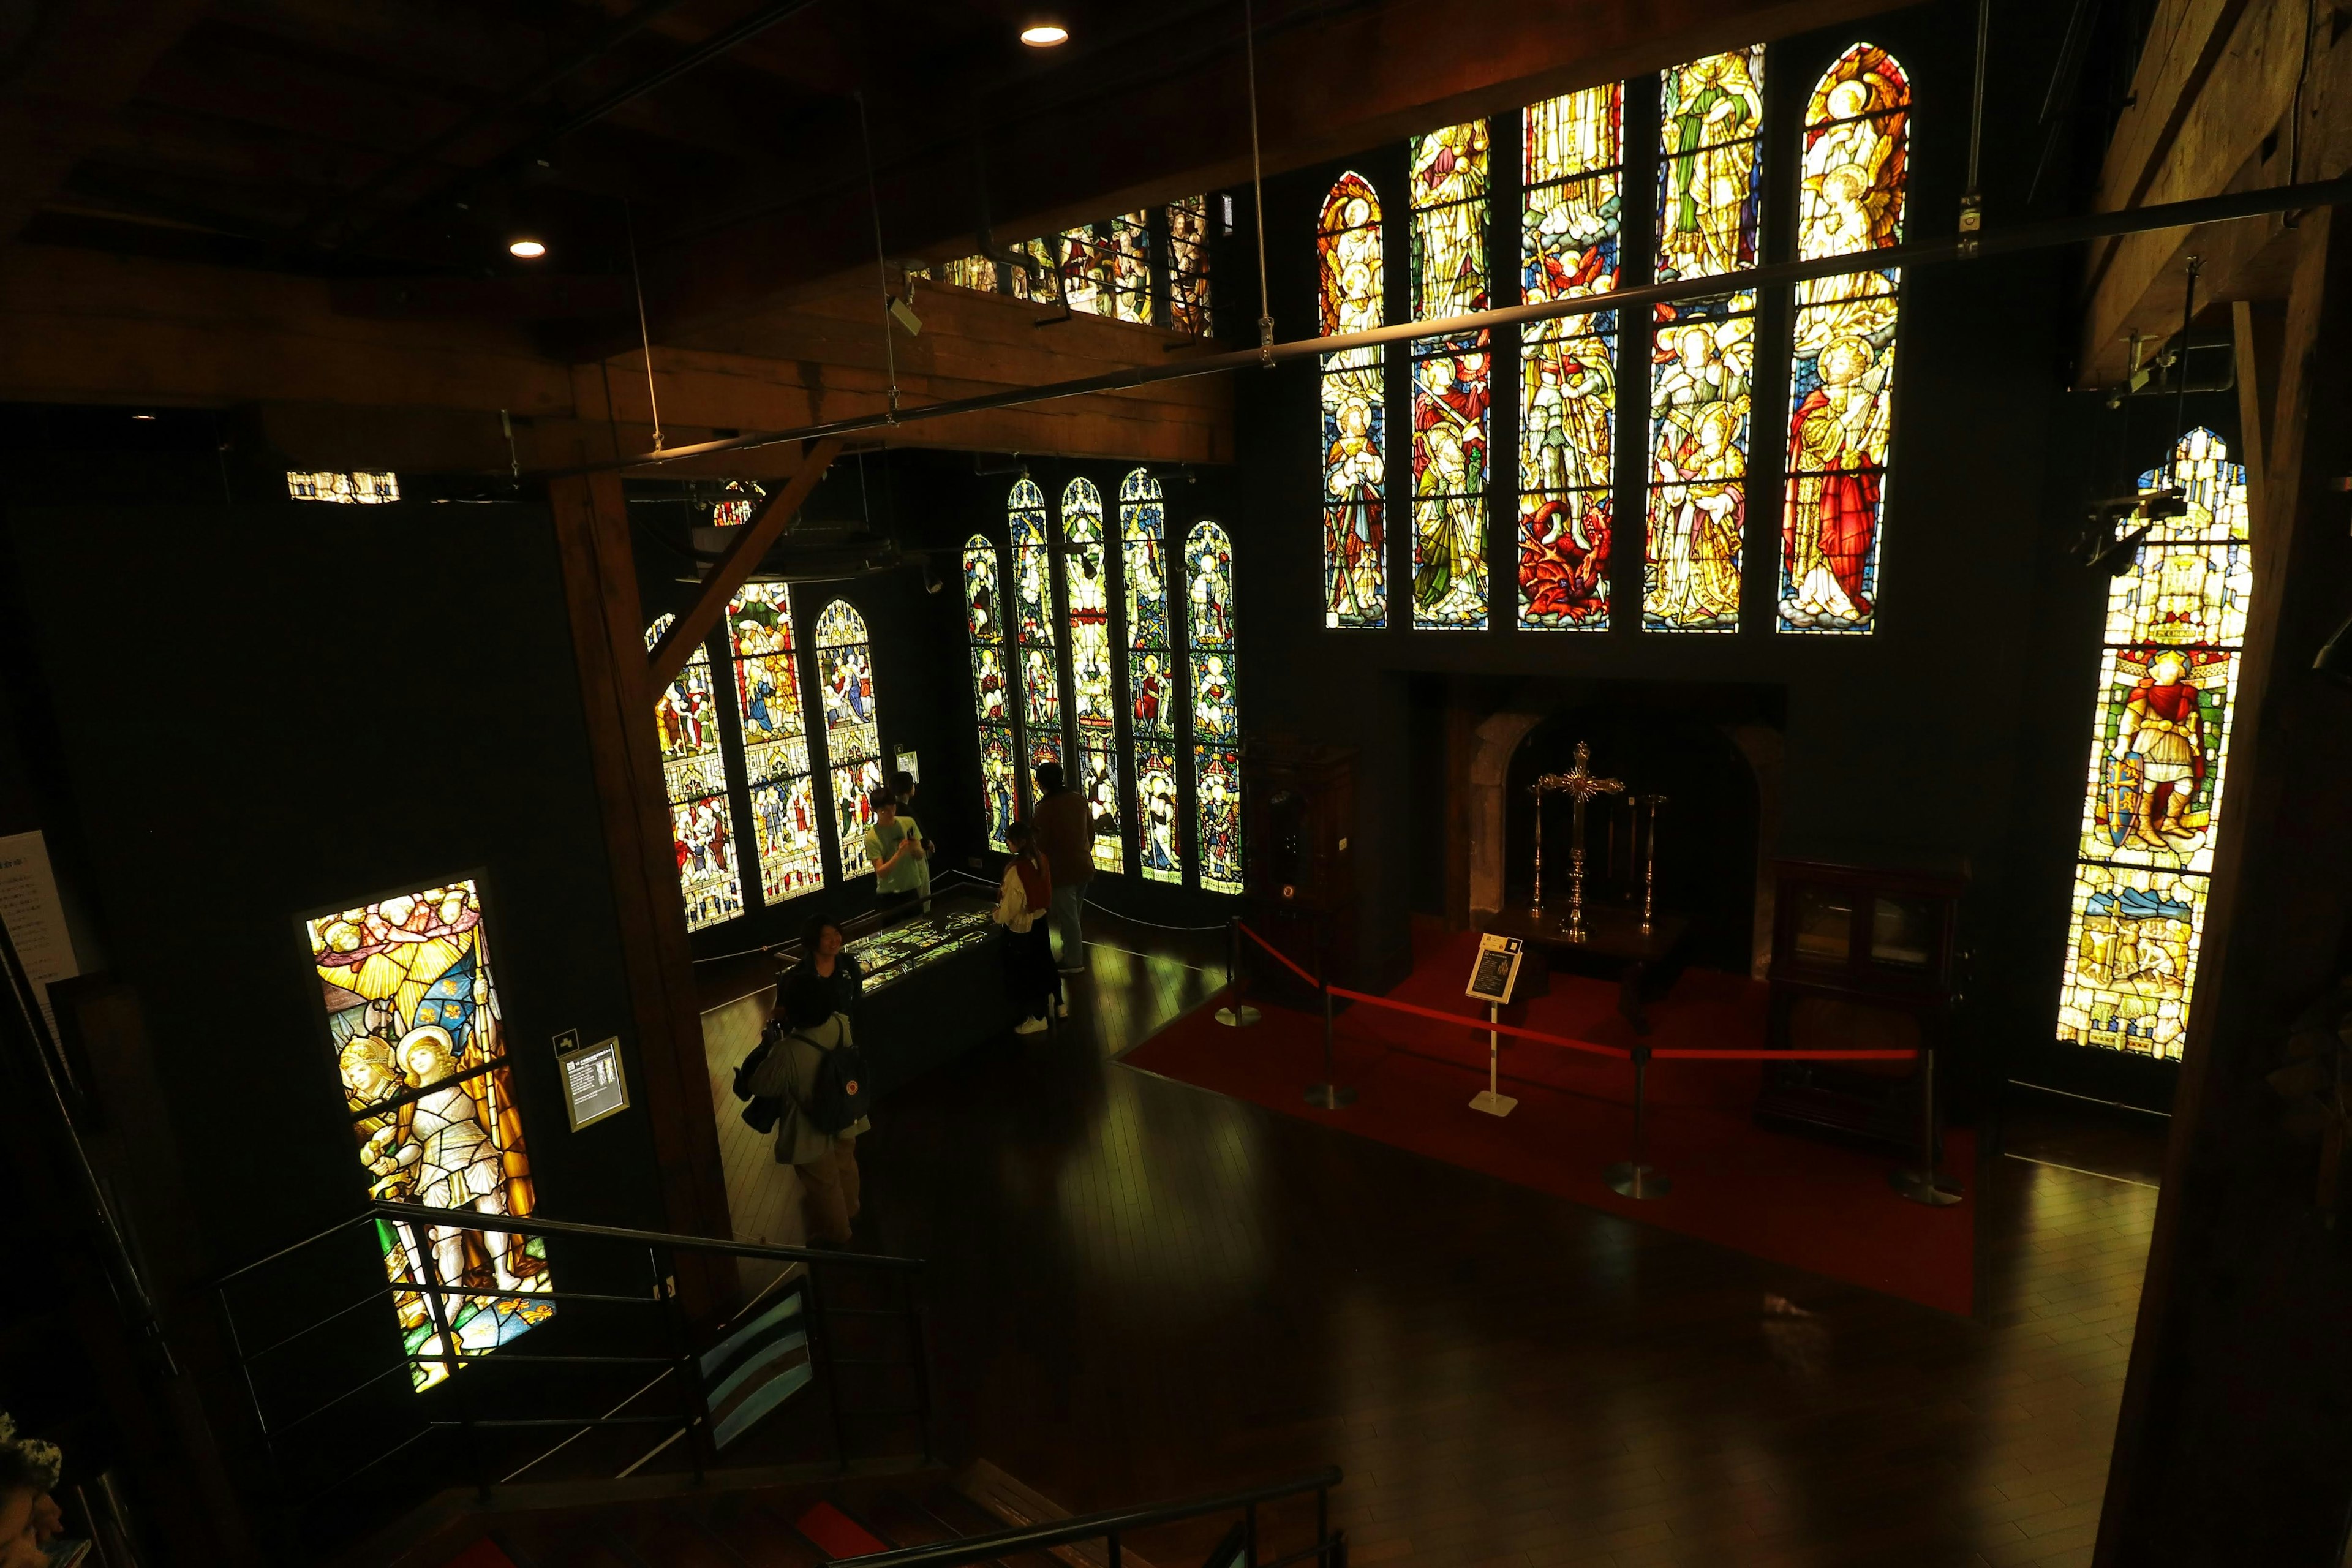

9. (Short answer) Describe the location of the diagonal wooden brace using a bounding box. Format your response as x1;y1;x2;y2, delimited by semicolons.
644;435;841;690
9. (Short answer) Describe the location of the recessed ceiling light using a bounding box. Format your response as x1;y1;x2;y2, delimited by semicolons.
509;238;547;259
1019;17;1068;47
131;412;156;421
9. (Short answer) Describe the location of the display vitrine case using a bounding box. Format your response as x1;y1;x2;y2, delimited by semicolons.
1755;857;1967;1152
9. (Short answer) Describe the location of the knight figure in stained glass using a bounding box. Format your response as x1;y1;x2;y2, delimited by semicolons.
1121;469;1181;883
646;614;744;927
726;581;825;903
1061;478;1123;873
2056;429;2252;1060
1645;293;1754;631
311;879;549;1392
1186;520;1243;895
963;533;1017;851
815;599;887;876
1319;172;1387;628
1520;83;1624;631
1656;47;1765;283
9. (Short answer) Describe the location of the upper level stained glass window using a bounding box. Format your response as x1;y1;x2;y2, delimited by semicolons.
1121;469;1181;885
1408;121;1493;630
1520;84;1623;631
1319;172;1387;629
1009;478;1062;785
1656;47;1766;284
963;534;1017;852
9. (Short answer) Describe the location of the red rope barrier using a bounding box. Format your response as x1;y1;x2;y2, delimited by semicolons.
1232;921;1918;1066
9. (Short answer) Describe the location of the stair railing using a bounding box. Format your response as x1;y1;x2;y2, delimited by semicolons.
835;1466;1347;1568
209;1199;932;1545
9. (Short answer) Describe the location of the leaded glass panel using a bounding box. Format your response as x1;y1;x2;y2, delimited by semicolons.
1656;47;1765;283
1186;521;1243;895
1644;291;1754;631
815;599;886;876
647;613;744;927
726;581;824;903
1319;173;1387;628
1061;478;1121;873
1121;469;1180;883
1780;269;1899;633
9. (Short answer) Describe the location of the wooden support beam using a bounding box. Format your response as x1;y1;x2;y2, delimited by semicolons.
2092;206;2352;1567
2231;296;2285;536
646;436;840;691
546;465;735;1298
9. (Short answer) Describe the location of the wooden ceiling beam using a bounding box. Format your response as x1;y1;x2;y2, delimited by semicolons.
645;437;841;691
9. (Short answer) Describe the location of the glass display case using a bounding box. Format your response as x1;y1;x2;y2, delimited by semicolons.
1758;858;1968;1152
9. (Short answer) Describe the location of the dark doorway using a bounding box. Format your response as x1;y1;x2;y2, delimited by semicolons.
1504;710;1762;973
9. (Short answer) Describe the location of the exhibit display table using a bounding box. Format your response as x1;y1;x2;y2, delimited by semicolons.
840;897;1015;1094
1480;905;1693;1035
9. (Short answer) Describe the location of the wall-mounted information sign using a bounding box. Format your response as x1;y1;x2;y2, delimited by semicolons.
557;1035;630;1131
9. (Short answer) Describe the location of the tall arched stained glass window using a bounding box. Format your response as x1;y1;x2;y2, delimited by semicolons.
1520;84;1623;630
1121;469;1181;884
1409;121;1492;630
1646;47;1764;634
726;582;824;905
1781;43;1909;635
2056;429;2251;1060
1061;478;1123;875
1187;521;1242;894
647;614;743;929
963;533;1018;852
814;600;886;877
1010;479;1062;789
1319;173;1387;629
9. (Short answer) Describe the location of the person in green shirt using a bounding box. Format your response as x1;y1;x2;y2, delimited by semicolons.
862;789;926;913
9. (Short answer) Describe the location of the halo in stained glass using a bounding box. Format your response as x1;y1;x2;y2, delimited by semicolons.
727;581;824;903
646;613;743;927
1186;519;1243;895
1799;44;1909;262
1319;172;1387;629
1121;467;1180;883
813;599;886;875
1644;292;1754;632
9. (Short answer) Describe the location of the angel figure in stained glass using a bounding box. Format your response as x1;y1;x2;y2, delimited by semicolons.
1800;53;1907;258
1660;51;1763;279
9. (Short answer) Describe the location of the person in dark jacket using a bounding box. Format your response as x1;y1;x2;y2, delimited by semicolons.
791;913;863;1023
1030;761;1101;974
991;820;1061;1033
743;963;869;1246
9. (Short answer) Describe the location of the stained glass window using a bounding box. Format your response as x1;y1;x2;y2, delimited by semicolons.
932;256;999;292
311;878;549;1392
963;533;1019;852
1010;237;1060;304
1656;47;1766;283
647;613;744;928
1319;173;1387;628
1011;478;1061;797
1121;469;1182;884
1781;45;1910;635
726;582;824;904
1520;85;1623;630
1061;478;1123;875
2056;429;2251;1060
1644;291;1754;631
1168;195;1213;335
1409;121;1493;630
1187;520;1243;894
288;470;399;503
814;600;886;876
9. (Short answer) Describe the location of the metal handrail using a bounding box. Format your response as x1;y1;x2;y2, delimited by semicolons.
833;1468;1345;1568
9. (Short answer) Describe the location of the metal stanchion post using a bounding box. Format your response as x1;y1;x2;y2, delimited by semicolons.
1891;1047;1965;1205
1215;913;1261;1027
1604;1044;1670;1198
1469;1000;1517;1117
1305;913;1354;1109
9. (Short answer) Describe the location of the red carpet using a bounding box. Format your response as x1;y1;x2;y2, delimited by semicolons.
1123;930;1975;1315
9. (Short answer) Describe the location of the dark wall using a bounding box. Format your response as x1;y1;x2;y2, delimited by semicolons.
0;497;672;1267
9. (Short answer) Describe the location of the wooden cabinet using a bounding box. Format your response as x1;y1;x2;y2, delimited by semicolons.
1755;857;1967;1153
1242;738;1356;994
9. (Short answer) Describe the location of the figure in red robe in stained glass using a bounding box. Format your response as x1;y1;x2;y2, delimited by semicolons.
2113;650;2206;851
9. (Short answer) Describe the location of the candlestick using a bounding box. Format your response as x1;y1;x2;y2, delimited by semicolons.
1530;780;1546;911
1640;793;1668;935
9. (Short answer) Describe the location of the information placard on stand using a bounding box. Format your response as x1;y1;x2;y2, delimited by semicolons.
1466;935;1523;1117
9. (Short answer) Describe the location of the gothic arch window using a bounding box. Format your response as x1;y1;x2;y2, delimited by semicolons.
647;613;744;929
1408;121;1493;629
1781;43;1909;635
726;581;824;903
1061;477;1123;874
963;533;1018;852
1319;172;1387;629
813;600;885;876
1009;479;1062;788
2056;429;2251;1060
1519;83;1623;630
1645;47;1765;633
1121;469;1182;884
1187;520;1243;894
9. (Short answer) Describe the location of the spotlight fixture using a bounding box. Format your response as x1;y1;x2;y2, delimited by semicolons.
1019;14;1069;46
131;412;156;421
508;238;547;260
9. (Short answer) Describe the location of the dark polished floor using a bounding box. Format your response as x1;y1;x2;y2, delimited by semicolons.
812;907;2163;1568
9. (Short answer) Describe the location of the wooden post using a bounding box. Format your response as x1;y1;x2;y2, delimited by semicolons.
2093;209;2352;1566
546;469;734;1301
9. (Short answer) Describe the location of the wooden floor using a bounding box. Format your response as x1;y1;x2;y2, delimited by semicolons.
739;907;2163;1568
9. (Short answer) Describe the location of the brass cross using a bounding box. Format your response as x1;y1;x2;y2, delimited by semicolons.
1532;742;1623;942
1534;742;1625;807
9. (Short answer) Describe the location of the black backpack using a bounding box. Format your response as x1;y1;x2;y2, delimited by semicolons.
808;1034;869;1136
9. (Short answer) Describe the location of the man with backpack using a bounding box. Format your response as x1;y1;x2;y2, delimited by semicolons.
736;963;872;1246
